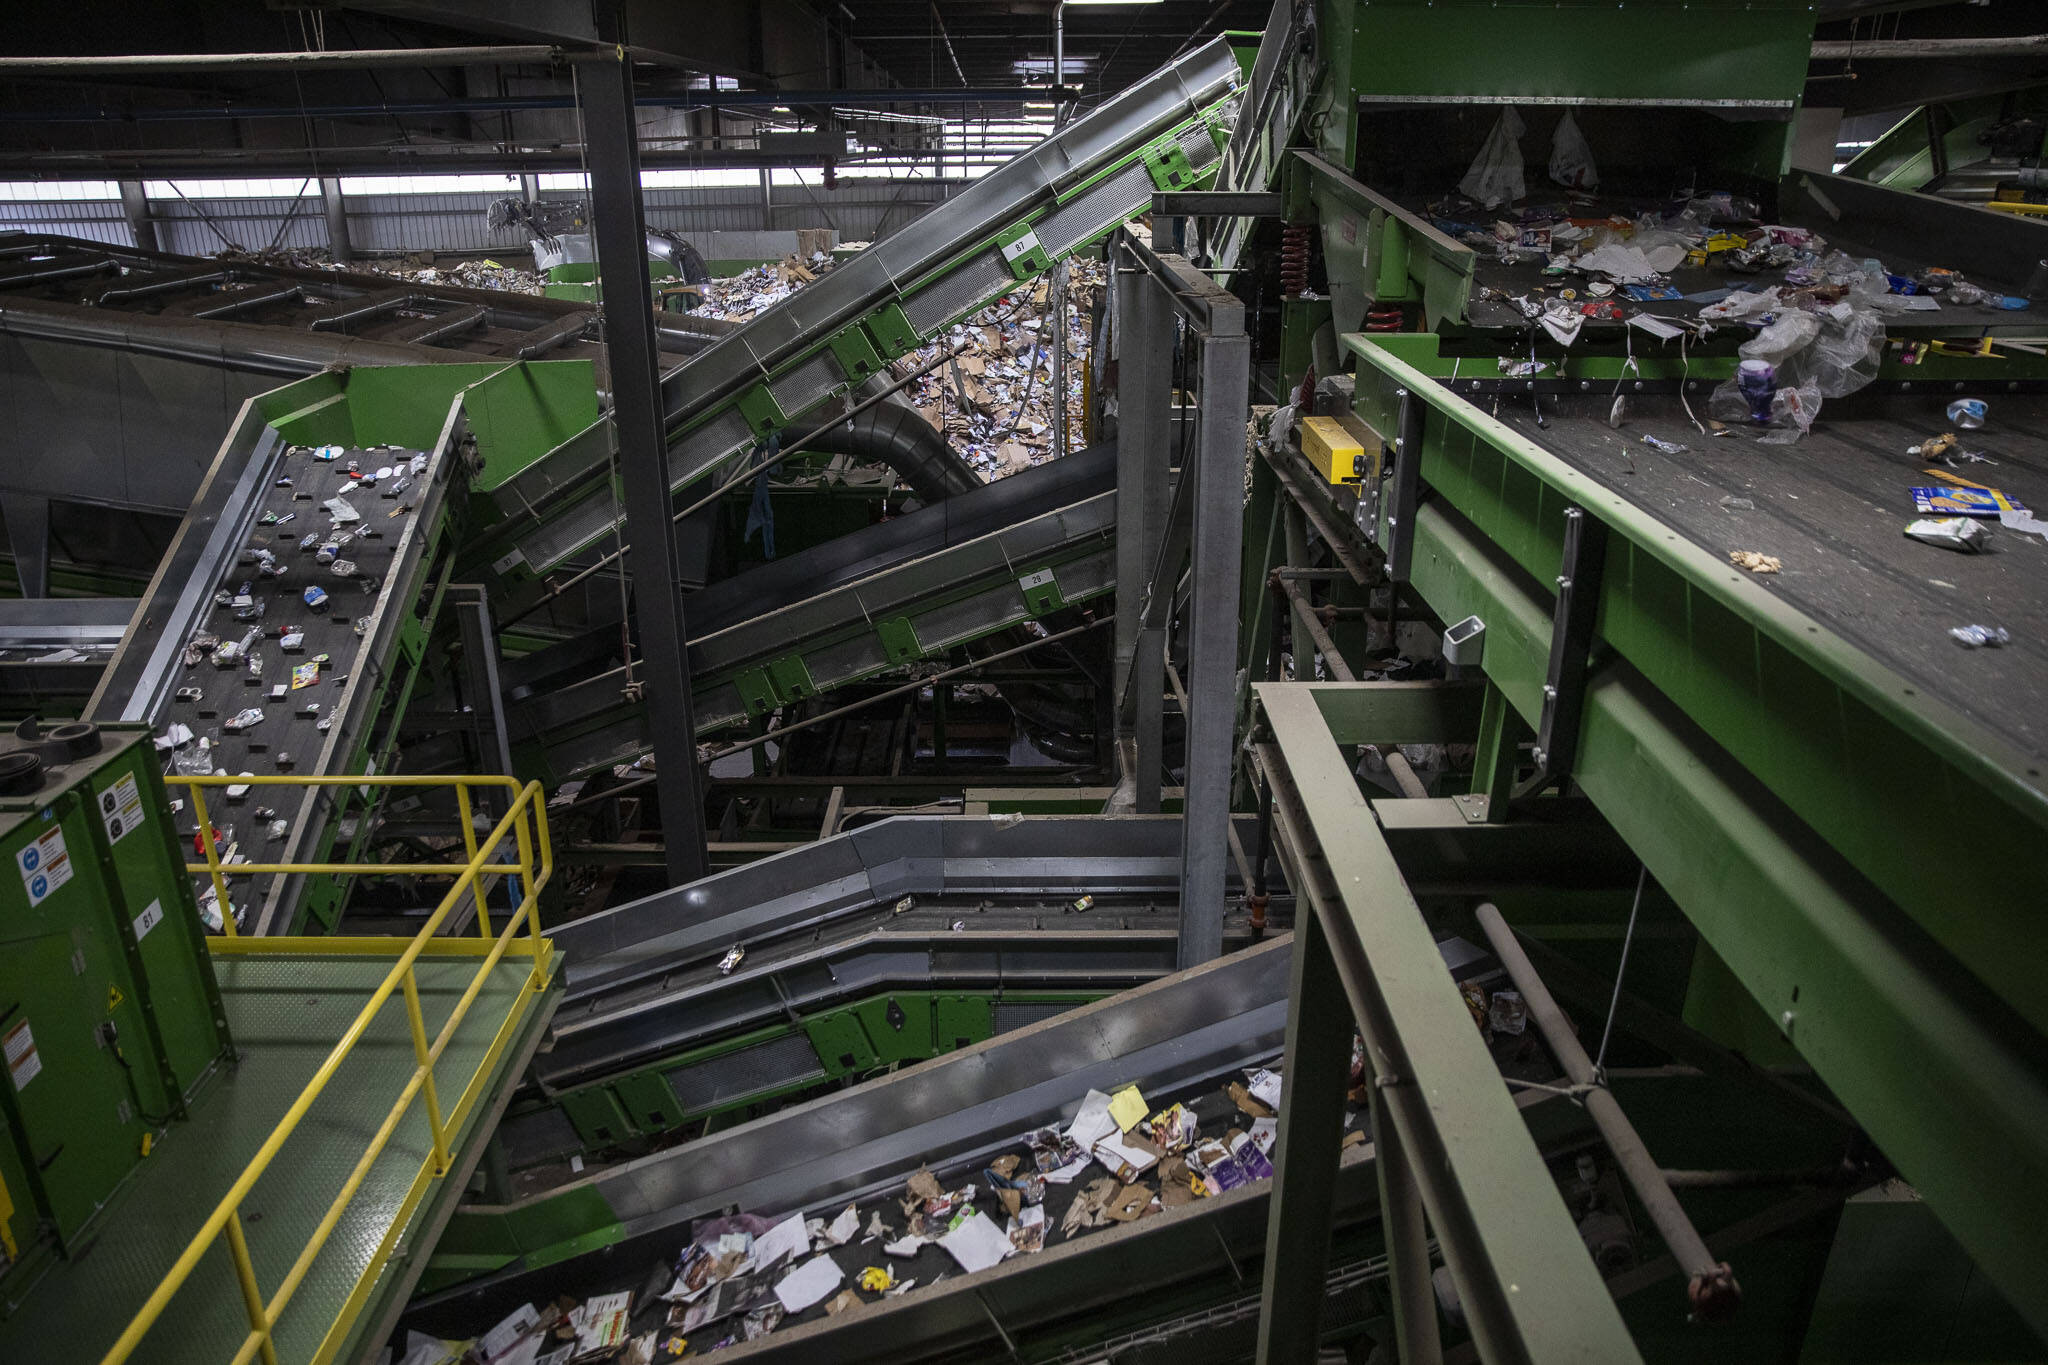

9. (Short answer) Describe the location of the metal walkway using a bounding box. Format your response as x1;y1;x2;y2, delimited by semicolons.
0;953;557;1365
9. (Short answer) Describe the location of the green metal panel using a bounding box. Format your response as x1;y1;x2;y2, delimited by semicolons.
0;803;154;1252
1348;336;2048;1032
933;994;992;1053
994;222;1051;279
826;324;886;385
1018;566;1067;616
1141;137;1203;193
735;382;790;438
804;1007;880;1074
457;362;603;493
67;735;230;1106
558;1087;636;1149
1349;0;1815;106
864;301;922;360
876;615;922;665
1400;498;2048;1338
732;666;778;717
766;653;817;704
612;1071;687;1137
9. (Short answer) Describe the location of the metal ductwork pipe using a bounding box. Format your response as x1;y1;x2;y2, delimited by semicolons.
798;391;982;502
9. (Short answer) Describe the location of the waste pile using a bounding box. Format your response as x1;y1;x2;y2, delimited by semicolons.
1439;109;2035;446
216;247;546;293
697;253;1104;483
383;1061;1302;1363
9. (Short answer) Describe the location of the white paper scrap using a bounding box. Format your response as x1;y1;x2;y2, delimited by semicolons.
1090;1129;1162;1178
775;1255;845;1314
824;1203;860;1246
938;1212;1014;1274
1247;1068;1284;1110
1999;507;2048;542
1065;1089;1119;1149
753;1212;810;1271
478;1303;539;1363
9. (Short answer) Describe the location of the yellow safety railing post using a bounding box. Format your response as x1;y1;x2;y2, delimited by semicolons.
400;965;451;1178
512;803;541;982
187;783;237;937
453;782;489;938
224;1211;279;1365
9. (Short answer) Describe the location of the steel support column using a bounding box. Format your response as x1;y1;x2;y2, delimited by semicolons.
1253;911;1353;1363
1112;255;1170;723
581;22;709;886
117;180;156;252
318;176;352;263
1371;1055;1442;1364
1177;307;1248;967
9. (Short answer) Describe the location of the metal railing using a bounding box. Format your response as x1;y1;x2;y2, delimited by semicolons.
102;774;556;1365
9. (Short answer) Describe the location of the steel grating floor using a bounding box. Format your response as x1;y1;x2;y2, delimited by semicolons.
0;952;554;1365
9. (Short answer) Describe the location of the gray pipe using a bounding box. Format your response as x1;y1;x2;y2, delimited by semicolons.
0;253;118;288
89;266;228;306
515;311;596;360
1473;902;1741;1320
188;283;303;320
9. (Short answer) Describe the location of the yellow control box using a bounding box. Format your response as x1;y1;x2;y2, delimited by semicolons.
1301;415;1368;485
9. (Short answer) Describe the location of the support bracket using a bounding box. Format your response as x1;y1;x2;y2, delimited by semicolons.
1515;505;1608;800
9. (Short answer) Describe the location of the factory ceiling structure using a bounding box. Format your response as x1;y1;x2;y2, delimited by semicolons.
0;1;2046;1363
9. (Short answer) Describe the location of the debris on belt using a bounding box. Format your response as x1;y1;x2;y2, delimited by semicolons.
1728;550;1782;573
1949;624;2012;649
1905;516;1992;553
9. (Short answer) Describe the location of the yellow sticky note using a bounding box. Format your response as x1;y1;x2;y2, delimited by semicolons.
1107;1085;1148;1133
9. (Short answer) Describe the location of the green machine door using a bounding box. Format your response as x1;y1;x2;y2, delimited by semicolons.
0;811;152;1250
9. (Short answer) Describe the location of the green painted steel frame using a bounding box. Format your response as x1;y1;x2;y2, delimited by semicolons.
1342;333;2048;1335
1255;683;1641;1362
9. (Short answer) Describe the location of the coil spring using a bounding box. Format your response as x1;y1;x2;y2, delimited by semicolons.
1280;223;1311;295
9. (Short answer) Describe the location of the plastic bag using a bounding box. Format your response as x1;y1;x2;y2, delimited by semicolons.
1804;302;1886;398
1699;286;1781;323
1740;312;1822;365
1757;382;1821;445
1458;108;1526;208
1548;111;1598;190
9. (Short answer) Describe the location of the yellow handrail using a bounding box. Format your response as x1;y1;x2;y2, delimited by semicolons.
104;775;555;1365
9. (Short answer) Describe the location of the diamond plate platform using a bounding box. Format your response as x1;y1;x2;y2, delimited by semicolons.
0;951;558;1365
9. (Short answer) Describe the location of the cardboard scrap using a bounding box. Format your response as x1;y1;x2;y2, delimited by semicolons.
1227;1082;1275;1119
1105;1182;1157;1222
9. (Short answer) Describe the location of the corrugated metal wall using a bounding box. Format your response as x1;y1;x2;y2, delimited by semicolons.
0;182;965;258
0;197;130;246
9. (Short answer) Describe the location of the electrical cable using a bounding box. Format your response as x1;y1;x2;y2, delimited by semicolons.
1593;864;1649;1082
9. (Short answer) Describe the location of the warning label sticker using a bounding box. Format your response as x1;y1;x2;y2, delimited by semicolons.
15;827;72;907
100;773;144;846
3;1019;40;1091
